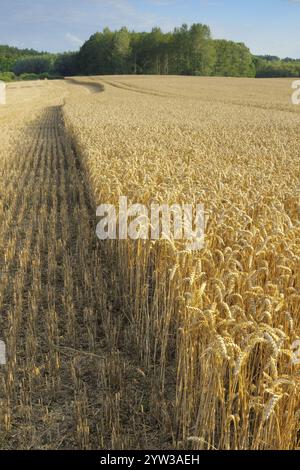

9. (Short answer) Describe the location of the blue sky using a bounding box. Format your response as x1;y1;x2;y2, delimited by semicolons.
0;0;299;57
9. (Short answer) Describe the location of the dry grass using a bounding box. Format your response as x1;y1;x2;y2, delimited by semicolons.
0;76;299;449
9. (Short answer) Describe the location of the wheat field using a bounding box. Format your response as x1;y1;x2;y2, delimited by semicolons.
0;76;299;450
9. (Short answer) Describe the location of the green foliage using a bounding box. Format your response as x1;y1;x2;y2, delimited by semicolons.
13;55;55;75
0;45;41;57
214;40;255;77
19;73;40;81
78;23;216;76
254;56;300;77
0;45;45;73
18;72;61;81
0;71;16;82
112;27;131;74
170;24;216;76
53;52;79;77
38;72;61;80
0;57;15;72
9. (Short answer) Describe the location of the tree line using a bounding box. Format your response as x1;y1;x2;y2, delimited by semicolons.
254;55;300;78
0;45;77;81
77;25;255;77
1;24;300;81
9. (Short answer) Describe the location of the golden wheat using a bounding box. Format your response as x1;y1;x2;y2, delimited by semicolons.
0;76;299;450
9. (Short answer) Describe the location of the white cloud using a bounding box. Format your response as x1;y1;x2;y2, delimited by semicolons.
65;32;83;47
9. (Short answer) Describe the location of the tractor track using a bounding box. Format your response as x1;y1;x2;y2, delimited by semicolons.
0;102;168;449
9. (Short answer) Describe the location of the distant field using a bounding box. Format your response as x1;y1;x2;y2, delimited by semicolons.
0;76;299;450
